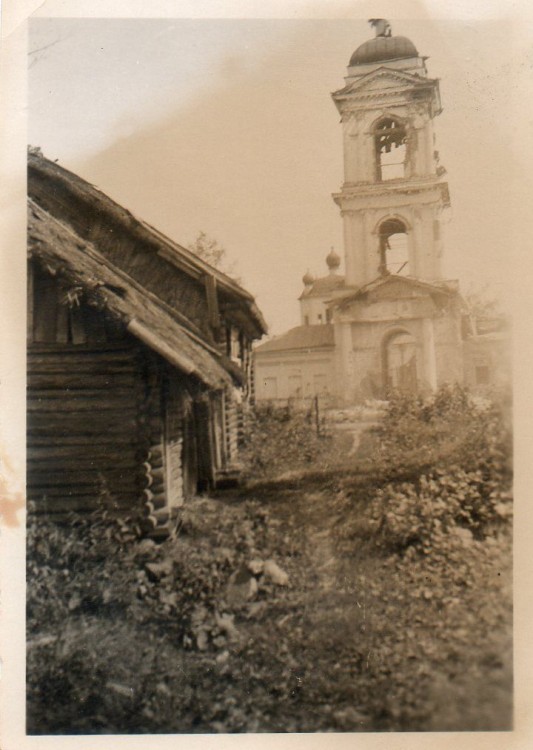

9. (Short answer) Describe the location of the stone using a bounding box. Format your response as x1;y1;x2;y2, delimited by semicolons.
226;565;259;604
216;650;230;664
196;630;209;651
215;612;240;641
67;593;81;611
453;526;474;545
333;707;369;728
136;539;156;555
106;681;134;699
248;559;265;575
247;576;258;599
263;559;289;586
246;601;267;619
144;559;173;581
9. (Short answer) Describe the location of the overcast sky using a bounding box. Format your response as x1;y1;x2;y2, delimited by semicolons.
28;16;526;333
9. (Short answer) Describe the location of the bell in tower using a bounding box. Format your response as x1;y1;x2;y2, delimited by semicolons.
331;20;450;288
327;23;464;401
255;23;479;407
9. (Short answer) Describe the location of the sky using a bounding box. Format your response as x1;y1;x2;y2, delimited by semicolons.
28;15;527;334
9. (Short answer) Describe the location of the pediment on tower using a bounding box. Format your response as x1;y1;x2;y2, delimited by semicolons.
332;275;460;316
332;67;440;110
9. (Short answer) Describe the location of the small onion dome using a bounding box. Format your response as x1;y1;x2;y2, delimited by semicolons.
350;35;418;66
326;247;341;272
302;270;315;286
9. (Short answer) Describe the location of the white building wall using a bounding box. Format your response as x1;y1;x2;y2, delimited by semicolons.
254;350;336;405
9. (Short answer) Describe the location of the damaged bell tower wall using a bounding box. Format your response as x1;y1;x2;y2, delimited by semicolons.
329;22;465;402
331;25;450;286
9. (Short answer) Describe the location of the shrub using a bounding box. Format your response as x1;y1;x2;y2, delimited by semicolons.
364;385;512;554
26;500;142;634
367;383;512;478
240;402;329;478
369;469;512;553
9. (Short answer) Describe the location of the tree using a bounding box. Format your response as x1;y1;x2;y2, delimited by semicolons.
188;231;240;282
463;281;503;318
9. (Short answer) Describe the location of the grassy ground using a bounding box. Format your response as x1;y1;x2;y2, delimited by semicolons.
27;390;512;733
27;477;512;733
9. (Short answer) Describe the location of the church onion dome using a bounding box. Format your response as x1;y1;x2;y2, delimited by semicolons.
302;270;315;286
350;35;418;66
326;247;341;272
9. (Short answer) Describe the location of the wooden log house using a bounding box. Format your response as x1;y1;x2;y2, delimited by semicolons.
27;152;267;537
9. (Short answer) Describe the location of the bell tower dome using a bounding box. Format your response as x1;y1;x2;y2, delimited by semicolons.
331;20;450;287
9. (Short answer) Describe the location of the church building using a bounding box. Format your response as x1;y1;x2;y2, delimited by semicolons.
254;21;509;405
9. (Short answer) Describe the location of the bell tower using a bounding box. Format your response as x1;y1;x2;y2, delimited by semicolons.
332;20;450;287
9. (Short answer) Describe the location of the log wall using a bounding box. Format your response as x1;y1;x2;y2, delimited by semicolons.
223;391;240;466
27;259;246;534
27;343;146;517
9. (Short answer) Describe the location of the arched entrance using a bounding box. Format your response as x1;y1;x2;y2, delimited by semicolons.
383;330;419;393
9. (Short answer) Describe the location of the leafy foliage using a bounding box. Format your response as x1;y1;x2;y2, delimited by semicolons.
369;469;512;554
364;383;511;476
240;402;336;479
463;280;504;318
352;384;513;554
26;384;512;733
188;231;240;281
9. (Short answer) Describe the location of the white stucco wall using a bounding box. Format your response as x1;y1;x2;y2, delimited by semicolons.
254;350;336;405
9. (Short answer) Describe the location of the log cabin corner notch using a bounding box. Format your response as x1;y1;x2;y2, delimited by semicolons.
27;151;267;538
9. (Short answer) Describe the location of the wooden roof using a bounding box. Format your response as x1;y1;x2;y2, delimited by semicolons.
28;199;236;390
28;152;267;339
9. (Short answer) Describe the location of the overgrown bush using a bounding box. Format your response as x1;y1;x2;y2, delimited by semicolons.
26;501;144;732
240;402;329;478
26;498;272;732
362;384;512;554
365;383;511;475
26;500;141;636
369;470;512;553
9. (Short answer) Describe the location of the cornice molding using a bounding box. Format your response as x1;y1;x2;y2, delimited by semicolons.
333;67;438;97
333;179;450;207
333;70;441;117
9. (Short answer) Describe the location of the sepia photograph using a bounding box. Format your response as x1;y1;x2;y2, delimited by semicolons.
1;0;528;743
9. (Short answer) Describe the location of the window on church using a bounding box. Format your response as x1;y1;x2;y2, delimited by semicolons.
475;364;491;385
375;118;407;181
378;218;409;276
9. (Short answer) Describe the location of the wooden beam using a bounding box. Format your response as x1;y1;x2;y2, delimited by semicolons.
205;274;220;332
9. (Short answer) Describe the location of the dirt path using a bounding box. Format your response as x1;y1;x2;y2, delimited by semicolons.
203;478;513;733
27;472;513;734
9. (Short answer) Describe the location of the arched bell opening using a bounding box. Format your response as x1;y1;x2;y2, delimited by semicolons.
378;218;409;276
374;117;407;181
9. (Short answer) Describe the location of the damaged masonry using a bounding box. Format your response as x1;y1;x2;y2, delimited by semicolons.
254;21;510;405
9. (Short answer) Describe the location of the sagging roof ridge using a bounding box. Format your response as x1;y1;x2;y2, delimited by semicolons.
28;198;222;358
28;151;268;336
28;199;237;389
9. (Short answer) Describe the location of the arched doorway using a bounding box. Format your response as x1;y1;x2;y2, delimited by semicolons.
383;330;419;393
